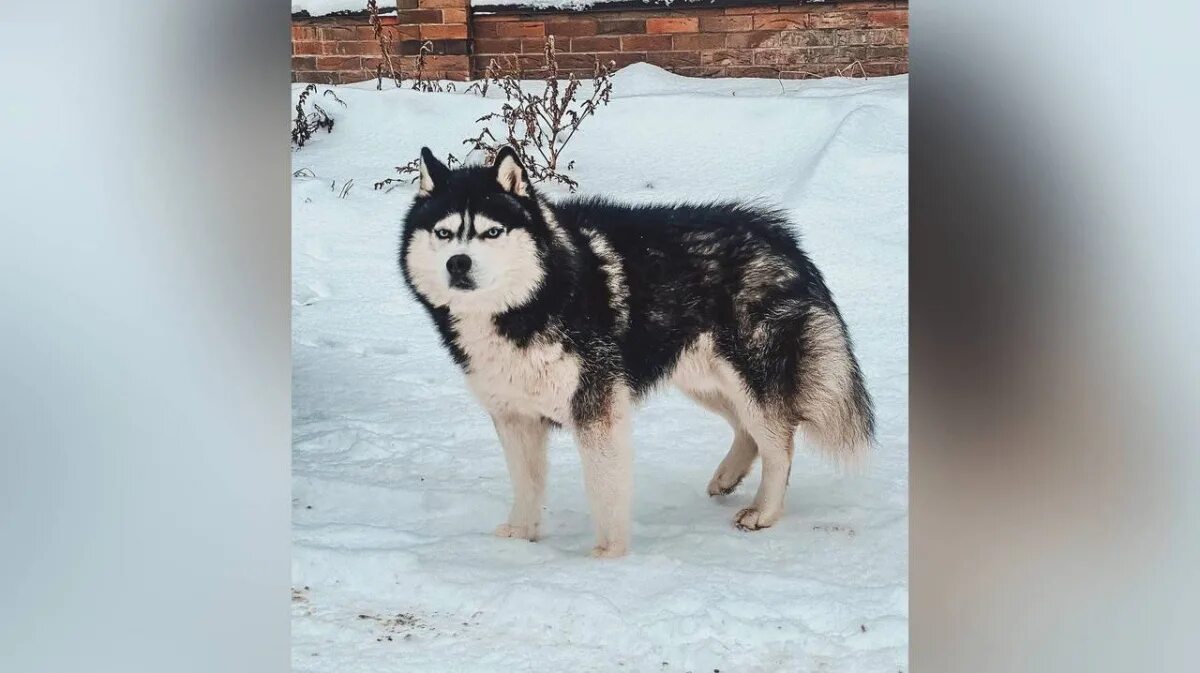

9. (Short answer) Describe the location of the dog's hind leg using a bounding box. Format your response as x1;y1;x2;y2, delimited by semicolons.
492;413;550;541
684;390;758;496
733;412;795;531
573;385;634;558
709;430;758;497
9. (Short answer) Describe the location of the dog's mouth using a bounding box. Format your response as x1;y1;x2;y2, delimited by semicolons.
448;274;476;291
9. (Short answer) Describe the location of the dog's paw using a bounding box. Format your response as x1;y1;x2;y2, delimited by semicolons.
707;471;746;497
734;507;776;531
590;542;629;559
494;523;538;541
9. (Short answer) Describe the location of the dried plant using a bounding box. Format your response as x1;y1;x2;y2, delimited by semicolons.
292;85;346;149
411;41;456;93
464;36;614;191
374;152;462;192
836;61;870;79
368;0;402;90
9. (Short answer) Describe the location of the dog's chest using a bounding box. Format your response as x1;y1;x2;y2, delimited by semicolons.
452;314;580;424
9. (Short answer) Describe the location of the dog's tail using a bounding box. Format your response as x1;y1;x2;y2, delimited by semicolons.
793;303;876;466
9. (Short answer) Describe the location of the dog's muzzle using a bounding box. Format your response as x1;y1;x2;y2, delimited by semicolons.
446;254;475;290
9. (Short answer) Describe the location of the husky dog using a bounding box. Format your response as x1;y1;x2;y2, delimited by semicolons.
399;147;874;557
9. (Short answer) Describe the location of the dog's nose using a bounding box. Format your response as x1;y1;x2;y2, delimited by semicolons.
446;254;472;275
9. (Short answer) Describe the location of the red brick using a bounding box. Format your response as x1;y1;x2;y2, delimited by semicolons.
646;51;701;67
597;19;645;35
809;46;850;65
293;41;321;55
420;55;470;70
809;11;870;29
646;18;698;34
698;16;753;33
401;38;469;55
723;7;779;15
396;9;441;23
316;56;361;70
496;21;545;38
725;66;781;78
838;29;898;46
672;33;725;50
865;45;907;59
292;56;318;71
472;22;501;39
441;8;468;24
394;24;421;41
862;61;907;76
701;49;754;67
396;0;418;8
556;53;606;69
868;10;908;28
754;12;810;31
569;36;619;52
318;26;356;42
335;41;386;56
361;55;410;73
421;24;467;40
474;38;522;55
292;26;321;41
776;30;839;48
621;34;672;51
521;38;550;53
546;20;597;37
756;49;825;67
674;66;726;78
418;0;467;7
725;31;778;49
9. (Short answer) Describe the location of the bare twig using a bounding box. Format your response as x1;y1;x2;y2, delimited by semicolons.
412;41;457;93
292;84;342;149
367;0;402;89
836;61;870;79
374;153;461;191
462;36;614;191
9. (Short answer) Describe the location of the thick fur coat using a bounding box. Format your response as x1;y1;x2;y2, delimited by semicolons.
399;147;874;557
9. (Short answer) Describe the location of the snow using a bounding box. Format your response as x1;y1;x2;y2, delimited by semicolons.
292;63;908;672
292;0;374;17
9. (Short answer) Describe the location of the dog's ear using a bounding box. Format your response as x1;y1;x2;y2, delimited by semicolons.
492;146;529;197
418;147;449;196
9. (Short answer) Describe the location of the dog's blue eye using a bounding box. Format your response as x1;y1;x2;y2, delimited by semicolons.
434;229;453;240
483;227;504;239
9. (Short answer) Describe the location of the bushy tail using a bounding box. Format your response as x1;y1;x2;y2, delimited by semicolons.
795;305;876;466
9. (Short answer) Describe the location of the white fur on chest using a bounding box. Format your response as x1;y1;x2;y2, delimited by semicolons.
452;312;581;425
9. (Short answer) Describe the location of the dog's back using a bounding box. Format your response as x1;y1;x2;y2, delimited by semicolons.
551;198;875;465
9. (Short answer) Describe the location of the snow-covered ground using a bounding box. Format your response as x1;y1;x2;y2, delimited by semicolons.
292;64;908;672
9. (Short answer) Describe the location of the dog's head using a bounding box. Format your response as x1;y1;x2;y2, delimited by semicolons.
400;147;548;315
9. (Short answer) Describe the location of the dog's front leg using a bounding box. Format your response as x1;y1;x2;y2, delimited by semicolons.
492;413;550;541
573;388;633;558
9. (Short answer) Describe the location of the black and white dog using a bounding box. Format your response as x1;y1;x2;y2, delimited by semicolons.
399;147;874;557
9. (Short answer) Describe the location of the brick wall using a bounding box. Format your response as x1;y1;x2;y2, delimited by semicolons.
292;0;472;84
292;1;907;84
